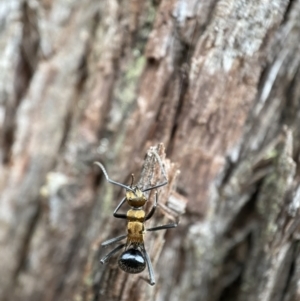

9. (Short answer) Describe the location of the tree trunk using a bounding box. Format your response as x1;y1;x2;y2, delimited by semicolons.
1;0;300;301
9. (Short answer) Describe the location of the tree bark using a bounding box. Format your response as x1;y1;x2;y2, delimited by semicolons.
0;0;300;301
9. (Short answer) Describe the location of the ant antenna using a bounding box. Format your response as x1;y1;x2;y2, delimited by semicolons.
94;162;135;192
130;174;135;187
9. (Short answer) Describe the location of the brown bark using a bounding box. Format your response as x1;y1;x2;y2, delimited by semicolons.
0;0;300;301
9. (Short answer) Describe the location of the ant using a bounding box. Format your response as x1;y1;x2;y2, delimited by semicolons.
94;150;178;286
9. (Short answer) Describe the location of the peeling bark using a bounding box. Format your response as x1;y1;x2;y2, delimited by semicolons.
0;0;300;301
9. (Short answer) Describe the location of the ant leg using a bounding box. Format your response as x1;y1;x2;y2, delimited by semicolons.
146;223;178;232
101;234;127;247
113;197;127;219
141;246;155;286
145;191;158;221
142;149;168;192
142;181;168;192
100;244;125;264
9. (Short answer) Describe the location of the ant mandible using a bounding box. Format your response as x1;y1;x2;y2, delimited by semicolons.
94;150;178;286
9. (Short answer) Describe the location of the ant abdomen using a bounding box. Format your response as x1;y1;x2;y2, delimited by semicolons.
118;249;146;274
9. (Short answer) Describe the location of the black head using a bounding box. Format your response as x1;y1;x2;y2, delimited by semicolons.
118;248;146;274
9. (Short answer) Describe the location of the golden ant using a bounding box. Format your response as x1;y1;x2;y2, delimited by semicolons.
94;150;177;285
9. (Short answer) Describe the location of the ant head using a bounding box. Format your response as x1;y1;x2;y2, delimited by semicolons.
118;248;146;274
126;188;147;207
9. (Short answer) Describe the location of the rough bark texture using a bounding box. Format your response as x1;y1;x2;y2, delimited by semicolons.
1;0;300;301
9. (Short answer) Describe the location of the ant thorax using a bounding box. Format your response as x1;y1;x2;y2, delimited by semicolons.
127;209;145;222
127;219;145;244
126;208;145;245
125;188;147;207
